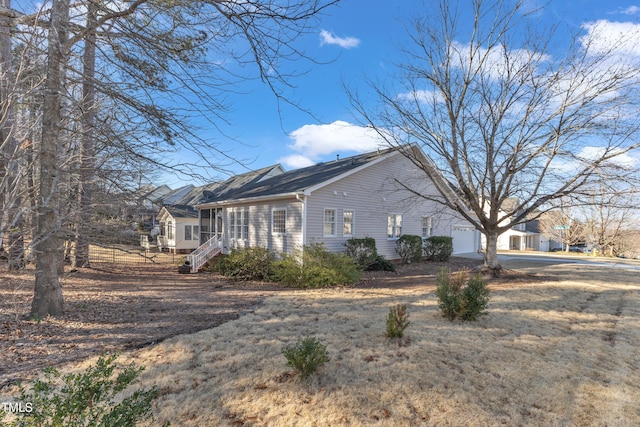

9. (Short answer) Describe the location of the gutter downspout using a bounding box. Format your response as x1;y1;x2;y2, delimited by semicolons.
296;194;307;247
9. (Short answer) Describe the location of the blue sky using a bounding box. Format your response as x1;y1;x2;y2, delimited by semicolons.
173;0;640;188
21;0;639;187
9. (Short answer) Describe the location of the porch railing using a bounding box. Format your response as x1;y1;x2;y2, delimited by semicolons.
157;235;168;249
186;235;223;273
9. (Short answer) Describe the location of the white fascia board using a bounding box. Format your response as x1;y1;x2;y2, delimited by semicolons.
195;192;302;210
157;206;171;222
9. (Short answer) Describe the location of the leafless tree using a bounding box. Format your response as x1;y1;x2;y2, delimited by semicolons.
29;0;69;317
5;0;340;317
616;228;640;258
538;207;584;252
580;184;639;256
349;0;640;272
0;1;28;270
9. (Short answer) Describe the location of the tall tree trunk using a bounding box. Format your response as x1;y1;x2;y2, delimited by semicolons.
74;2;97;268
31;0;69;318
0;1;25;270
484;231;502;274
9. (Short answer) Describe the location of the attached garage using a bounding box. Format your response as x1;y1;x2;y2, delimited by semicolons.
451;225;478;254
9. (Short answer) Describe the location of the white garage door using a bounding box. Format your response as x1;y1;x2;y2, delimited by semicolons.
451;225;477;254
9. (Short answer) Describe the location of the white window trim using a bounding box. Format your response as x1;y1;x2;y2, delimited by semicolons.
422;216;433;239
185;224;199;241
272;207;287;235
323;208;337;237
343;210;354;237
229;211;236;240
167;220;174;240
387;213;403;240
242;210;249;240
229;208;249;241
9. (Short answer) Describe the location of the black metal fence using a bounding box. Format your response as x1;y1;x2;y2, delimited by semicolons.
88;245;180;265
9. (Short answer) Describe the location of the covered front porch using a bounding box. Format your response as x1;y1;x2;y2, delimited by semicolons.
508;230;543;251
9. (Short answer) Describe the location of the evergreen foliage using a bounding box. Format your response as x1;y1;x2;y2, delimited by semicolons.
1;354;162;427
435;268;490;321
282;337;330;378
424;236;454;262
385;304;410;338
395;235;424;264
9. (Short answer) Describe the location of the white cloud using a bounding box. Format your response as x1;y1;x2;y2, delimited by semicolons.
397;89;444;104
278;154;315;169
581;20;640;58
547;145;638;177
319;30;361;49
448;41;550;81
618;6;640;15
278;121;387;169
577;146;637;169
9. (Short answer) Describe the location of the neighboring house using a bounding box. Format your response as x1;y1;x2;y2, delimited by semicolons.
156;164;285;253
192;147;479;270
156;205;200;253
495;219;551;252
480;199;552;252
124;184;198;231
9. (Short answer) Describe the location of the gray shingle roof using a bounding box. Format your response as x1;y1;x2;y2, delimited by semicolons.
160;164;285;218
200;164;285;202
201;148;395;204
163;185;196;205
163;204;199;219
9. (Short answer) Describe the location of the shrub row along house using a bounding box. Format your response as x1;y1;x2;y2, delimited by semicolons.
163;146;481;272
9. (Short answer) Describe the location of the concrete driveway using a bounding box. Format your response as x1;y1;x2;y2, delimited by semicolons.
457;251;640;272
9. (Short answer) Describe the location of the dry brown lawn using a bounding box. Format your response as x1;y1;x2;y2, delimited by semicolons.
3;258;640;426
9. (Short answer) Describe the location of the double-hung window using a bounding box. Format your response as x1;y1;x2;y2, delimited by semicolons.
272;208;286;234
387;214;402;239
167;220;174;240
324;209;336;237
229;210;249;240
242;211;249;240
229;211;235;239
343;210;354;237
421;216;433;239
184;225;199;240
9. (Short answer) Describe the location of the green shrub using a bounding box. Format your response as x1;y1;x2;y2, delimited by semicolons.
424;236;454;262
273;243;361;288
435;268;463;320
395;235;424;264
435;268;490;321
386;304;410;338
1;354;163;427
461;273;492;321
208;246;275;281
344;237;378;269
282;337;330;378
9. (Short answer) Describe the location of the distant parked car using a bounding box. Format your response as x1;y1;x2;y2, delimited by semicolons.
550;247;562;252
569;246;583;253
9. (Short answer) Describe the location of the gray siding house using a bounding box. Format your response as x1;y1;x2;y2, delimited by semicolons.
156;164;284;254
193;147;479;266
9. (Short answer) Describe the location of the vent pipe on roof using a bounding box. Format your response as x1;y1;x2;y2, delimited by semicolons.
336;154;340;161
